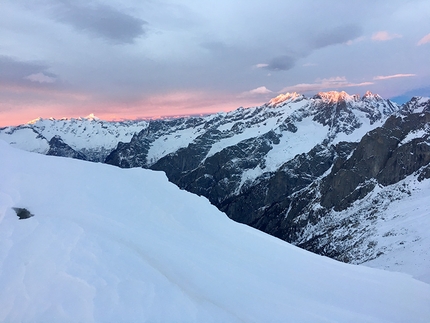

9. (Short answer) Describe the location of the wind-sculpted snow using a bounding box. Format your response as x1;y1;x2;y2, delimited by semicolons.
0;141;429;322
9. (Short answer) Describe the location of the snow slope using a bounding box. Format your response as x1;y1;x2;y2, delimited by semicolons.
296;172;430;284
362;175;430;283
0;141;429;322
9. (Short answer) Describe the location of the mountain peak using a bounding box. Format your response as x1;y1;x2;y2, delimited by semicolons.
27;117;43;125
313;91;360;103
83;113;99;121
268;92;303;106
26;114;100;125
362;91;383;101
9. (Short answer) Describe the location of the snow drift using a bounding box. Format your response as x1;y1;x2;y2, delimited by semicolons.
0;141;429;322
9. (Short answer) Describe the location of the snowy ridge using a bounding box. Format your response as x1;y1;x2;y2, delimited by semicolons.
0;116;149;161
0;141;429;322
106;90;399;198
401;96;430;114
0;91;398;167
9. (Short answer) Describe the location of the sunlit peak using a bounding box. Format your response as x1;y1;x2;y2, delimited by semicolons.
314;91;359;103
269;92;302;106
84;113;99;121
27;117;43;125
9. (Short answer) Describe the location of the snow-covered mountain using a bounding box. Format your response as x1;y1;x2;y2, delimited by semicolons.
1;91;430;284
1;141;429;322
0;114;148;161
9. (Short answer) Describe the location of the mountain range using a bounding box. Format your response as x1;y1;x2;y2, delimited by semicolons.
1;90;429;283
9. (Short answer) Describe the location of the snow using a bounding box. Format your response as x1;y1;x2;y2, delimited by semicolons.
264;116;328;172
206;117;279;158
298;171;430;285
363;176;430;283
206;99;309;160
331;116;379;145
400;127;429;145
411;97;430;113
1;140;429;322
146;126;206;165
22;117;149;151
0;127;49;153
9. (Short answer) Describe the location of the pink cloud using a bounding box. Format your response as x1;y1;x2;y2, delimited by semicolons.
371;31;402;41
239;86;273;98
418;33;430;45
373;74;416;80
24;73;56;84
279;77;373;93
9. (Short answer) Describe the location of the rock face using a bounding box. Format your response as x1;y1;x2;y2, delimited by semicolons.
3;91;430;268
320;113;430;211
47;135;87;160
287;112;430;258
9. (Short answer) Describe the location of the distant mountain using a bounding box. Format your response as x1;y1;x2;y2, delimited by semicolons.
0;115;148;162
1;141;429;322
1;91;430;282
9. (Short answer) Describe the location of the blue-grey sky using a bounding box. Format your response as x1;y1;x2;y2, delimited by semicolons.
1;0;430;126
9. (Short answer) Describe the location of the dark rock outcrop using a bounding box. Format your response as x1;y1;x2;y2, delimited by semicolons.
320;113;430;211
47;136;87;160
13;207;34;220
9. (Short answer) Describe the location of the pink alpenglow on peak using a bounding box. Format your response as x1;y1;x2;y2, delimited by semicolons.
313;91;361;103
269;92;304;106
26;114;101;125
84;113;99;121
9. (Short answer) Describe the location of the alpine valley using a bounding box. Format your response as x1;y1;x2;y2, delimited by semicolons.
2;90;430;284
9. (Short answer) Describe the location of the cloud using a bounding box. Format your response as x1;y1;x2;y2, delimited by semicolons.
254;63;269;69
248;86;272;95
261;24;361;73
417;33;430;45
0;56;56;86
373;74;416;80
312;24;362;49
264;55;296;71
54;1;147;44
279;76;373;93
346;36;366;45
25;73;56;83
239;86;273;98
371;31;402;41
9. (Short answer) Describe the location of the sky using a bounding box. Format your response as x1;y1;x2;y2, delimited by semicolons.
1;0;430;126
